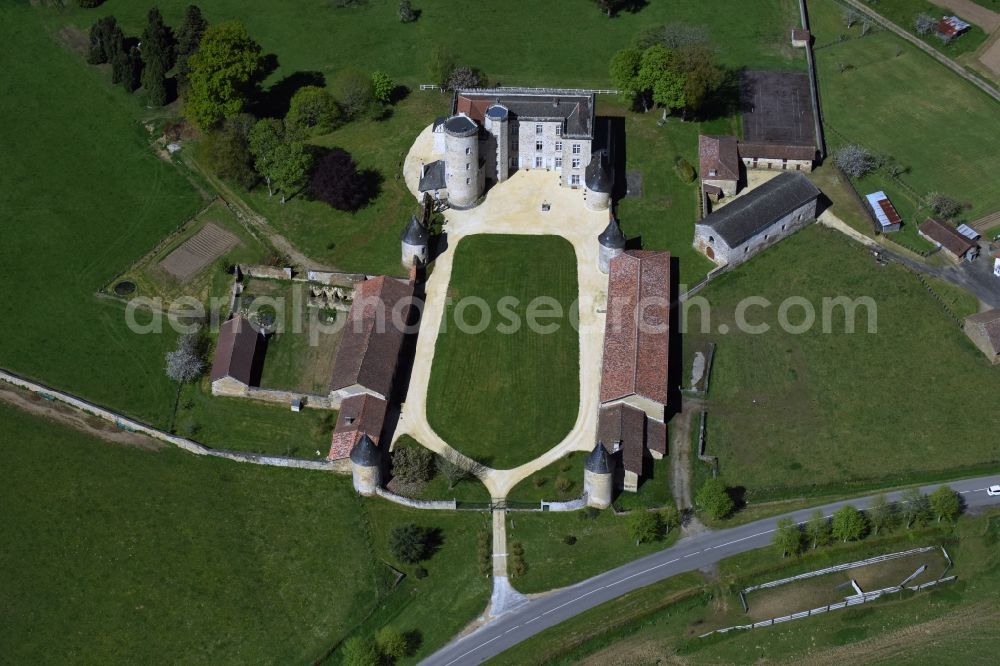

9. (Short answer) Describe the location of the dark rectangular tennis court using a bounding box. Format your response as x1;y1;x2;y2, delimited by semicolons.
740;70;815;146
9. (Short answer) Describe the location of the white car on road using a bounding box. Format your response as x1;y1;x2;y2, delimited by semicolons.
988;484;1000;497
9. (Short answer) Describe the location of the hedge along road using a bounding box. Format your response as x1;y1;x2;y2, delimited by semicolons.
421;475;1000;666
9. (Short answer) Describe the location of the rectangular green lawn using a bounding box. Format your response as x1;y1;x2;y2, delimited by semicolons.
685;224;1000;500
427;235;580;469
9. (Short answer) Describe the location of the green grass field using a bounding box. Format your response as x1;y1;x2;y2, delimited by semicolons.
492;514;1000;665
507;452;587;504
0;403;489;664
54;0;799;87
810;0;1000;228
0;4;203;426
507;510;680;594
856;0;991;58
427;235;580;469
684;224;1000;501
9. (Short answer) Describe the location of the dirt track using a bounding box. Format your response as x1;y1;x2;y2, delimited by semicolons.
0;384;165;451
929;0;1000;31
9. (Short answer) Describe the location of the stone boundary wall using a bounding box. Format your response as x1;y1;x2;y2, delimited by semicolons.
0;369;347;474
242;264;293;280
245;387;335;410
798;0;828;159
306;270;370;286
375;488;458;510
540;496;588;512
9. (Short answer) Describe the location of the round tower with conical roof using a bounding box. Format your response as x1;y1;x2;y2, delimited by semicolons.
597;215;627;274
443;114;483;209
401;213;430;267
584;442;614;509
350;434;382;496
584;150;613;211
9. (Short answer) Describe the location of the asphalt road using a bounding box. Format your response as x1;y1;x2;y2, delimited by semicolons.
422;477;1000;666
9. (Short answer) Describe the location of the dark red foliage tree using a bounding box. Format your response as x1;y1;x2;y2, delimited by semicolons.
308;149;372;211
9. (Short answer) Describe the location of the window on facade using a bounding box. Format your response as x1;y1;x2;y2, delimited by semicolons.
535;124;543;135
708;235;715;243
572;144;581;154
571;174;580;187
466;178;471;184
536;140;543;151
465;147;471;155
555;125;561;137
709;169;717;177
781;224;786;231
554;157;562;168
555;141;562;152
571;158;580;169
466;163;470;170
535;156;543;168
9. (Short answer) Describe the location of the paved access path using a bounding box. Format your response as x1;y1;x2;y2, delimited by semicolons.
421;476;1000;665
394;125;611;499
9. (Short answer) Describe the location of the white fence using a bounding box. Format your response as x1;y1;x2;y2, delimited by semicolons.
742;546;937;594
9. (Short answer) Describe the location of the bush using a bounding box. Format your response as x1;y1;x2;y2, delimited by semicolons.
532;475;547;488
914;13;936;36
371;71;395;104
628;511;664;544
555;477;573;493
398;0;417;22
578;506;600;520
673;156;696;183
201;114;257;189
414;566;428;579
78;0;105;7
337;69;375;120
563;534;577;545
341;636;379;666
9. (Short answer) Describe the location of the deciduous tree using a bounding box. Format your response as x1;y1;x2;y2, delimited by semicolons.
867;493;894;535
389;523;433;563
427;45;454;88
774;518;803;557
900;488;929;528
831;504;868;542
375;626;408;661
201;113;257;188
398;0;417;23
308;148;372;211
628;511;662;544
696;478;735;519
165;332;204;383
341;636;380;666
609;47;642;102
184;21;262;130
805;509;831;549
392;445;435;485
927;192;962;219
285;86;342;137
87;16;122;65
446;66;483;91
914;13;936;35
929;486;960;523
834;144;876;178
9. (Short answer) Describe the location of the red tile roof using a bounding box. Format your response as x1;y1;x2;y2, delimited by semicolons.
210;316;262;385
329;276;415;397
600;251;670;405
327;393;388;460
919;218;976;258
699;135;740;182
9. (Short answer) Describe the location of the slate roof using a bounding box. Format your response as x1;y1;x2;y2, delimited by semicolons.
585;149;613;193
329;276;414;398
600;251;670;406
585;441;612;474
210;316;262;385
791;28;811;42
697;171;820;248
443;114;478;137
328;393;388;460
349;433;381;466
646;419;667;457
418;160;446;192
919;218;976;258
454;88;595;139
597;403;647;476
699;135;740;182
598;215;627;249
966;309;1000;356
401;213;429;245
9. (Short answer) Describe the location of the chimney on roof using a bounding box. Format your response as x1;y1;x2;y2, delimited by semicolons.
345;416;355;425
553;98;560;108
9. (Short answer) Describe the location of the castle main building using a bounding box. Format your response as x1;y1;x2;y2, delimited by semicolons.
419;88;611;210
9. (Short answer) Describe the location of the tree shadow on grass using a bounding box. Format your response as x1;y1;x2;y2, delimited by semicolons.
250;62;327;119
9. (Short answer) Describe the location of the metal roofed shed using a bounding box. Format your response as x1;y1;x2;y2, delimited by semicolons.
957;223;980;240
865;191;902;233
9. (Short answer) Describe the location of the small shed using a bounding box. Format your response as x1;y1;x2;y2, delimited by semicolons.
791;28;811;48
963;309;1000;364
993;251;1000;278
937;16;971;41
864;191;902;233
956;223;980;241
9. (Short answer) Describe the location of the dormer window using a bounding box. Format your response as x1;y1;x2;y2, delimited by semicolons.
709;169;717;177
